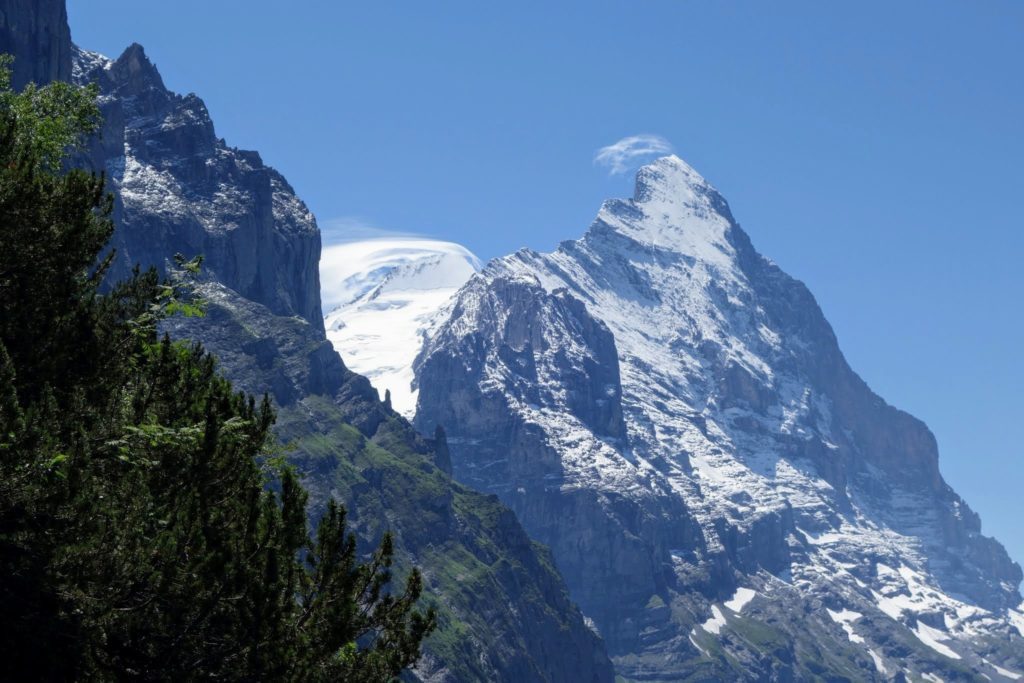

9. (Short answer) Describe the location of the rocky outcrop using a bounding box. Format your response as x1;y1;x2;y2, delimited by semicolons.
72;44;324;331
415;273;628;486
414;272;708;655
166;283;346;408
416;155;1024;679
0;0;71;88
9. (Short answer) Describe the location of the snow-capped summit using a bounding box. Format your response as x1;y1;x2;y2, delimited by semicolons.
413;155;1024;679
321;238;480;415
631;153;719;208
365;250;478;299
319;237;479;312
593;154;736;268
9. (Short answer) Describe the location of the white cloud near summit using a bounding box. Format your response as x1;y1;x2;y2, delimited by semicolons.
319;230;479;313
319;216;426;245
594;134;674;174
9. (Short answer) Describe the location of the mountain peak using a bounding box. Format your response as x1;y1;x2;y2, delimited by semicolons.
416;149;1024;677
113;42;165;89
592;154;737;264
633;154;723;209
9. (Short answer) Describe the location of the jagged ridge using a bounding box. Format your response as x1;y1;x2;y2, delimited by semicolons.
415;155;1024;680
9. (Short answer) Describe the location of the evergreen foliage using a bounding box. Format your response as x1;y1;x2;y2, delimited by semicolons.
432;425;452;477
0;58;434;681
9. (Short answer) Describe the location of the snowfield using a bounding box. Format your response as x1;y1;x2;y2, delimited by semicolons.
321;238;479;414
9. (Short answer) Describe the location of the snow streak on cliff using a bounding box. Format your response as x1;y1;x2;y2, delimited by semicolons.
412;156;1023;680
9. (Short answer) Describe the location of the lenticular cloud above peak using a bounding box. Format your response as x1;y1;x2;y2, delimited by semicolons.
594;134;674;174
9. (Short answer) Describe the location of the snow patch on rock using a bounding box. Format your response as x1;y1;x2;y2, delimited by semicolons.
699;605;727;635
826;608;865;644
867;649;888;675
983;659;1022;681
724;587;757;613
913;621;960;660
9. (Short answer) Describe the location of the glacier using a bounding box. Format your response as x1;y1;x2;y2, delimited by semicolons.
321;238;480;415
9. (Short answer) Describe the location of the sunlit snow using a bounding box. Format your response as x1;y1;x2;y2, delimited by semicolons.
867;649;888;675
913;622;960;660
724;587;757;613
699;605;727;635
826;608;865;644
321;238;480;415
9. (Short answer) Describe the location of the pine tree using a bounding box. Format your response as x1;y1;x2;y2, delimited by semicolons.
0;56;434;681
433;424;452;477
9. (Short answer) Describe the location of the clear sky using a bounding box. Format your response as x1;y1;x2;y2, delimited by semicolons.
68;1;1024;569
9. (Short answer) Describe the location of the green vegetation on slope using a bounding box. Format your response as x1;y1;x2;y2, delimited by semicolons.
276;395;611;682
0;58;433;681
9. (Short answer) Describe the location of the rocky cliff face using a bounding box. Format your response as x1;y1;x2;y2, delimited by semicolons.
72;43;324;331
0;0;70;88
416;156;1024;680
3;2;616;679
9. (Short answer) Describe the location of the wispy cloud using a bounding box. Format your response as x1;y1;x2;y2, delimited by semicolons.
320;216;427;245
594;134;674;175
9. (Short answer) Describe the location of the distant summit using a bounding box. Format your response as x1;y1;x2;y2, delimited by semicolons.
322;237;480;415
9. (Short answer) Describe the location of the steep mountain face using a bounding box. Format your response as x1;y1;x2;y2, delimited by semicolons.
4;2;616;679
415;156;1024;680
0;0;70;89
71;44;324;331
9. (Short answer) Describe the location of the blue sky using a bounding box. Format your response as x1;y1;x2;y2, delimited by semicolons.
69;1;1024;567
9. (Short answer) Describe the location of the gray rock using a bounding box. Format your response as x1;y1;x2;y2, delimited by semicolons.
73;43;324;332
415;155;1024;679
0;0;70;89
